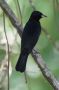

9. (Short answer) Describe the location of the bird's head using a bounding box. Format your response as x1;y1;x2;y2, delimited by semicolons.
30;11;47;21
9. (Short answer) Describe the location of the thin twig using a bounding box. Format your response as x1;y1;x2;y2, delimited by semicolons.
24;71;27;83
17;0;22;25
29;0;36;10
24;71;31;90
3;12;9;90
42;27;57;49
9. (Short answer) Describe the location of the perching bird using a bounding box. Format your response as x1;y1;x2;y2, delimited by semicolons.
15;11;46;72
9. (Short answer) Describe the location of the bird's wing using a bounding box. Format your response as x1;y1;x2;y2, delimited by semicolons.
21;21;41;53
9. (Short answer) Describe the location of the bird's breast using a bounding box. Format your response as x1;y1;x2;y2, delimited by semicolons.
29;21;41;36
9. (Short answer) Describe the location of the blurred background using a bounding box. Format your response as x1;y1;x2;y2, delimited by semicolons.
0;0;59;90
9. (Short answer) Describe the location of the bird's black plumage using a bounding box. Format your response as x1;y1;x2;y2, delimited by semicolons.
15;11;46;72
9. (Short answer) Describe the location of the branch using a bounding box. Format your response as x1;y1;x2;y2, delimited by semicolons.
0;0;59;89
0;0;23;36
32;49;59;90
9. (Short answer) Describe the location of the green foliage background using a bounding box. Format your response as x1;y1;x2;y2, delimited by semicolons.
0;0;59;90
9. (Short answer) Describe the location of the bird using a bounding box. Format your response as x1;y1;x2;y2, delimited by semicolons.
15;11;46;72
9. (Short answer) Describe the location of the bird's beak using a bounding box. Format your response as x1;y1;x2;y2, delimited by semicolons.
42;14;47;18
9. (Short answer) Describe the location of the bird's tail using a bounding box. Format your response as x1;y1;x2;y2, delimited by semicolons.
15;52;28;72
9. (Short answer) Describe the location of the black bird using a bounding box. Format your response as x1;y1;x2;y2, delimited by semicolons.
15;11;46;72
